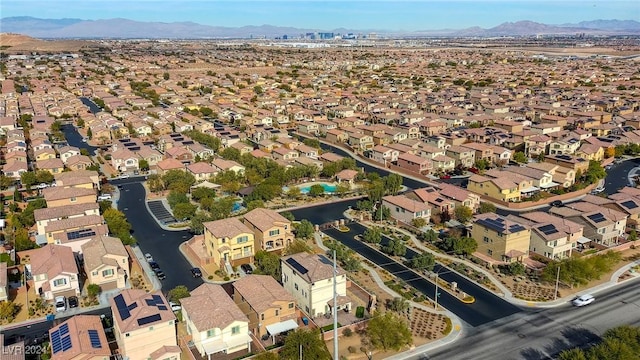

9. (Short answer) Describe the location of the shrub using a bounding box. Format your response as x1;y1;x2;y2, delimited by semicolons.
223;276;230;281
208;275;214;280
347;346;356;353
443;317;452;335
343;328;353;337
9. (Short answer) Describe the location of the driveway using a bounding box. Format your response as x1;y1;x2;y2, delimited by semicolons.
114;181;203;292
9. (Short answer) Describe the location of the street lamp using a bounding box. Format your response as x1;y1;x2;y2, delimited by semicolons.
554;265;561;300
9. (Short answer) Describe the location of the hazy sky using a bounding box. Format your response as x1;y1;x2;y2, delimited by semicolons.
2;1;639;31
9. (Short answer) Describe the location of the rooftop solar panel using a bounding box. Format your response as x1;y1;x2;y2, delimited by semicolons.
621;200;639;209
59;323;69;336
51;331;62;354
61;335;72;351
286;258;309;274
538;224;559;235
157;305;168;311
587;213;606;223
137;314;162;326
88;330;102;349
114;294;131;320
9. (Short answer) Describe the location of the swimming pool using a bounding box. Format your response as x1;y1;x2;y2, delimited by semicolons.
232;201;243;212
296;182;337;194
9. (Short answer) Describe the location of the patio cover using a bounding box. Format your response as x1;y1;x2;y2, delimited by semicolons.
540;181;560;189
521;186;540;193
266;319;299;336
577;236;592;244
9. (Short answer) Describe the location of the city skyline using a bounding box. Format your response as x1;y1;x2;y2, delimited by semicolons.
2;1;639;32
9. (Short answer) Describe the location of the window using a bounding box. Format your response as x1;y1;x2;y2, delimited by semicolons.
207;329;215;338
483;236;490;243
125;333;130;337
92;271;98;276
261;313;264;321
487;249;493;256
237;235;249;243
53;278;67;287
269;229;280;236
275;309;279;316
232;326;240;335
149;326;153;331
294;283;298;291
289;303;294;309
102;269;114;277
70;197;77;202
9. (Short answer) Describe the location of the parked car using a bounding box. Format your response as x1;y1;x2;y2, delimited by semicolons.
68;296;79;308
190;267;202;278
169;302;181;312
55;296;67;312
572;294;595;307
550;200;563;207
240;264;253;274
144;253;153;262
440;174;451;180
154;268;166;280
149;261;160;270
120;174;130;179
98;194;112;201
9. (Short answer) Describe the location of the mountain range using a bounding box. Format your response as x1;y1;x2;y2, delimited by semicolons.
1;16;640;39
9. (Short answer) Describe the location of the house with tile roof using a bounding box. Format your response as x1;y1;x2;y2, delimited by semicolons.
382;194;431;224
48;315;110;360
181;283;251;359
467;174;521;202
550;202;627;247
42;187;96;208
472;213;531;263
187;162;218;182
232;275;297;339
509;212;583;260
27;244;80;300
109;289;179;360
242;208;294;253
281;252;350;318
203;218;255;268
81;236;129;291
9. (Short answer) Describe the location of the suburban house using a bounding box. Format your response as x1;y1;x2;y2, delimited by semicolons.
232;275;297;340
42;187;97;208
544;154;590;174
396;152;432;175
27;244;80;300
382;194;432;224
203;218;255;268
48;315;111;360
55;170;101;190
36;158;65;174
467;174;521;202
436;183;481;214
0;262;7;302
34;202;100;235
110;290;180;360
242;208;294;253
407;187;455;215
81;236;130;291
509;212;583;260
43;214;108;250
156;158;185;175
111;148;140;173
472;213;531;263
445;145;476;168
281;252;350;317
65;155;94;171
58;146;82;163
187;162;218;182
550;202;627;247
182;283;252;360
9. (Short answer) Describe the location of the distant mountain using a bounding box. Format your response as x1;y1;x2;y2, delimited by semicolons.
1;16;639;39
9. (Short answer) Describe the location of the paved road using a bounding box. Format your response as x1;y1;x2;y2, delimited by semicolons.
114;181;202;292
62;124;97;156
322;223;522;327
603;158;640;195
421;278;640;360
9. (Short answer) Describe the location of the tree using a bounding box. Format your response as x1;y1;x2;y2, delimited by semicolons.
442;236;477;256
387;297;410;313
246;199;265;211
173;202;197;220
87;284;102;298
295;219;314;239
35;170;54;184
557;348;587;360
167;191;189;209
366;312;413;351
279;328;330;360
147;174;164;192
20;171;37;189
477;202;496;214
18;198;47;227
513;151;527;164
421;229;439;243
0;301;19;323
139;159;149;172
362;226;382;244
103;208;134;245
254;250;281;280
189;211;211;235
86;127;93;139
408;252;435;271
285;239;311;255
220;147;241;162
382;239;406;257
163;72;170;80
411;217;427;228
454;205;473;223
366;181;385;203
162;170;195;194
280;211;295;221
168;285;191;304
286;186;302;199
384;174;403;195
308;184;325;197
0;174;14;190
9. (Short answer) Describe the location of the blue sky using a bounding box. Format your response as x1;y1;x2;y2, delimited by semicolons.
2;1;639;31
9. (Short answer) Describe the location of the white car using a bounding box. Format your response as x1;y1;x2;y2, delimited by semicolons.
572;294;595;307
55;296;67;312
97;194;112;201
144;253;153;262
169;302;181;312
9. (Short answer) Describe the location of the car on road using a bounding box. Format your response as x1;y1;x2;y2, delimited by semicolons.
68;296;79;308
550;200;563;207
169;301;181;312
144;253;153;262
190;267;202;278
98;194;112;201
154;268;166;280
55;296;67;312
572;294;595;307
149;261;160;270
240;264;253;274
120;174;130;179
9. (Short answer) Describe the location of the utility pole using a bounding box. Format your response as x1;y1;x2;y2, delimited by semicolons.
554;265;561;300
333;249;339;360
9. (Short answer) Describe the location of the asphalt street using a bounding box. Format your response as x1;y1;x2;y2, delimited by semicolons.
422;278;640;360
603;157;640;195
322;224;523;327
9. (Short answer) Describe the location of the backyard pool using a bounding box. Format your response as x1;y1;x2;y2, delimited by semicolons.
295;182;337;194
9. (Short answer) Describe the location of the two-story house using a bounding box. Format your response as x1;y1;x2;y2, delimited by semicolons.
48;315;110;360
110;290;179;360
187;162;218;182
445;145;476;168
42;187;97;208
203;218;255;268
111;148;139;173
510;212;583;260
472;213;531;263
27;244;80;300
396;152;432;175
550;202;627;246
467;174;521;202
281;253;350;317
81;236;130;291
382;194;432;224
242;208;294;253
182;283;252;359
34;202;100;235
232;275;297;340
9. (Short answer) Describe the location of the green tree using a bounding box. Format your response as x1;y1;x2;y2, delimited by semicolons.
0;174;14;190
253;85;264;95
168;285;191;304
384;173;403;195
408;252;435;271
103;208;135;245
254;250;281;280
442;236;477;256
173;202;197;220
279;328;330;360
0;301;19;323
477;202;497;214
382;239;406;257
421;229;439;243
147;174;165;192
367;181;385;203
98;200;112;214
286;186;302;199
246;199;265;211
191;187;216;201
295;219;314;239
20;171;37;189
18;198;47;227
285;239;311;255
454;205;473;223
280;211;295;221
362;226;382;244
411;217;427;228
189;211;212;235
86;127;93;139
387;297;410;313
557;348;587;360
513;151;527;164
308;184;325;197
87;284;102;298
34;170;54;184
163;72;170;80
162;170;195;194
167;191;189;209
139;159;149;172
14;227;38;251
220;147;241;162
366;312;413;351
